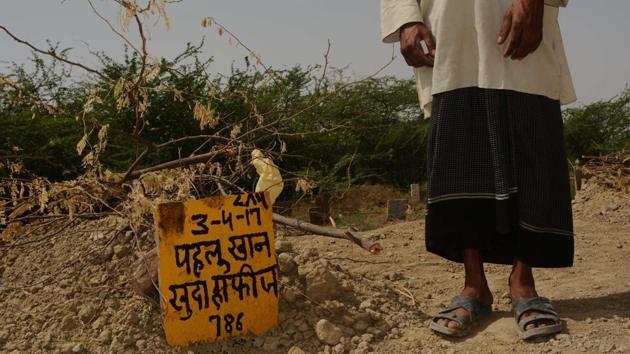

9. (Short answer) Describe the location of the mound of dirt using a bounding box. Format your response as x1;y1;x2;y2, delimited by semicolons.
572;180;630;225
0;215;422;354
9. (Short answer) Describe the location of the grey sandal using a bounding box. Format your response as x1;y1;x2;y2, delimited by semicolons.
430;295;492;337
512;296;563;340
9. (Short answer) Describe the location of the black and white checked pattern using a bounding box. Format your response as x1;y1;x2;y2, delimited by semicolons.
424;87;574;267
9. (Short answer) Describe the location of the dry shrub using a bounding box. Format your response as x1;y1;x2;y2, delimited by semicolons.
0;162;234;241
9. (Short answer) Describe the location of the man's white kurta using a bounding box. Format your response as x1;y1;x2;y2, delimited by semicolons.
381;0;576;117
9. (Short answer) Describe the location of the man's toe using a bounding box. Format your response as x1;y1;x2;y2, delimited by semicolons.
447;321;460;330
522;310;559;330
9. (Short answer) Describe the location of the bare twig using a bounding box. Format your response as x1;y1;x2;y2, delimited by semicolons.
209;18;280;85
130;14;149;137
236;48;397;142
86;0;141;55
389;285;416;305
156;134;228;149
121;146;152;182
315;39;331;92
0;25;109;81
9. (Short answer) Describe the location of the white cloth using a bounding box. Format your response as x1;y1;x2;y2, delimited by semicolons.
381;0;576;117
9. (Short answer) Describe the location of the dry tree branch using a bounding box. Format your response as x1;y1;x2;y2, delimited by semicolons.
271;124;353;137
189;114;250;156
133;13;149;85
121;146;152;182
125;151;225;180
236;46;397;142
0;76;63;115
0;218;60;249
207;18;280;85
3;219;77;249
156;134;229;149
272;213;382;254
130;14;149;137
11;212;115;222
254;41;397;125
0;25;110;81
315;39;331;92
87;0;142;55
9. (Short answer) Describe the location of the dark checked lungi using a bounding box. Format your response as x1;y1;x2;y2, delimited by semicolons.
425;87;574;268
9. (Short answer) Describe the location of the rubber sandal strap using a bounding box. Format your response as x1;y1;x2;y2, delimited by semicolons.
512;297;558;321
434;295;488;324
512;297;561;330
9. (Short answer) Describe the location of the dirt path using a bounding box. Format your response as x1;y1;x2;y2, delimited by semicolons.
0;184;629;354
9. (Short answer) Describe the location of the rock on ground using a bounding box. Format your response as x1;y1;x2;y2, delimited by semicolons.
315;319;344;346
305;263;339;302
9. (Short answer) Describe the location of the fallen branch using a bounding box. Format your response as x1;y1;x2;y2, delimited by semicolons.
125;151;216;180
272;213;382;255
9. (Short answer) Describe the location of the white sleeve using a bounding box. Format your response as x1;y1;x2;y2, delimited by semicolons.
380;0;423;43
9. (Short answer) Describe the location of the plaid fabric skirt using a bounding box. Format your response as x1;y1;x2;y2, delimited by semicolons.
425;87;574;268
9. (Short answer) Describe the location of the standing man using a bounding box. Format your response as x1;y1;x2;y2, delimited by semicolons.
381;0;575;340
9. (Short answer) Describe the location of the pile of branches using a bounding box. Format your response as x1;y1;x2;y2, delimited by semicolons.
0;162;379;252
579;152;630;190
0;163;235;234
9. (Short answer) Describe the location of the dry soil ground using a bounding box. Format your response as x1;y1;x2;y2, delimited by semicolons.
0;181;629;354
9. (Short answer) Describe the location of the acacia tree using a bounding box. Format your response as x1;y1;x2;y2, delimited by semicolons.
563;88;630;160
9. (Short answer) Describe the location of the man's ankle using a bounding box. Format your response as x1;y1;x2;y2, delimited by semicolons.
510;288;538;299
461;285;493;303
509;275;538;299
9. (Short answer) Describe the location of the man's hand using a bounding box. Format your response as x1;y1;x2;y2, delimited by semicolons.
497;0;544;60
400;22;436;67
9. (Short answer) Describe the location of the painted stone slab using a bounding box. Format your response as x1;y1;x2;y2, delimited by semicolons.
155;192;278;346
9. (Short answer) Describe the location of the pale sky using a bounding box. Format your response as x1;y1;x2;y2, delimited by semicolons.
1;0;629;106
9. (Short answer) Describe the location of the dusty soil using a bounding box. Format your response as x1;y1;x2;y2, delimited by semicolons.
0;180;629;354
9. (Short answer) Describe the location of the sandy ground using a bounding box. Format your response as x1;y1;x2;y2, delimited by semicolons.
0;182;629;354
290;215;630;354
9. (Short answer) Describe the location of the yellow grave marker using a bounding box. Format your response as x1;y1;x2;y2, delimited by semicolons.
155;192;278;346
